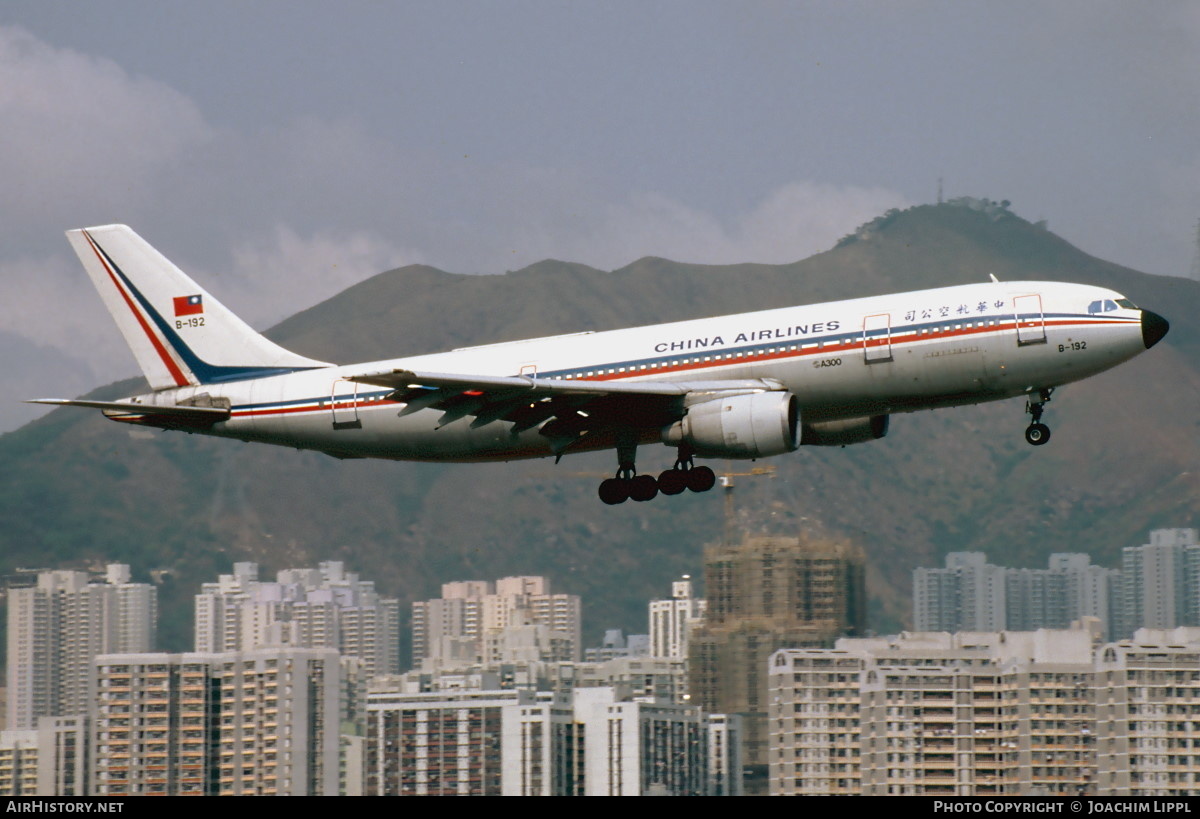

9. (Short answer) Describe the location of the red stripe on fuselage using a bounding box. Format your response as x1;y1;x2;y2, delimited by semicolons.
226;315;1135;418
580;316;1129;381
230;397;398;419
82;231;190;388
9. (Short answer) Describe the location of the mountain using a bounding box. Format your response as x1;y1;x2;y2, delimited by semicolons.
2;201;1196;654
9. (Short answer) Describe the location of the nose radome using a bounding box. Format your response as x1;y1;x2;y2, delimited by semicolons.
1141;310;1169;349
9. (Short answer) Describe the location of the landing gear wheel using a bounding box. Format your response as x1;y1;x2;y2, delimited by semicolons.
1025;423;1051;446
658;469;688;495
598;478;630;505
629;474;659;502
686;465;717;493
1023;388;1053;446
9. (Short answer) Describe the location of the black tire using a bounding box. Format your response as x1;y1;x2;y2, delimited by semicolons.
1025;423;1051;446
629;474;659;502
686;465;717;493
598;477;630;505
658;469;688;495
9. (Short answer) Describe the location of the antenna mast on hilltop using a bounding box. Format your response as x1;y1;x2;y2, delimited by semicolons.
1191;218;1200;282
937;176;944;205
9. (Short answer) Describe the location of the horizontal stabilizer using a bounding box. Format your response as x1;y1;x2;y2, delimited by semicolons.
28;398;230;420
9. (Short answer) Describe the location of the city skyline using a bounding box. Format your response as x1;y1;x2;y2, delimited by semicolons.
5;525;1200;796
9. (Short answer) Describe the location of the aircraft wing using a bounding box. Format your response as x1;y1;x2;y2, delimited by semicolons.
347;368;784;453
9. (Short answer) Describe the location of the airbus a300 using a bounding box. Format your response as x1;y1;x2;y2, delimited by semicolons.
33;225;1170;504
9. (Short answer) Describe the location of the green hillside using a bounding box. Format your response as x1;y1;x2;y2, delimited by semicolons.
2;201;1196;655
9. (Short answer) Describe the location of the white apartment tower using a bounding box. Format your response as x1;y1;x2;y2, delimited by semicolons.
769;626;1200;796
1118;528;1200;635
913;552;1006;632
411;576;582;665
365;681;740;796
649;578;707;659
914;551;1119;638
194;561;400;676
6;564;156;730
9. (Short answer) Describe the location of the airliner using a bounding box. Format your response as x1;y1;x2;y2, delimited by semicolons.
32;225;1169;505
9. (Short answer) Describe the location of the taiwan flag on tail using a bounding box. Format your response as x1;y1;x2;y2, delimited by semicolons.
173;294;204;316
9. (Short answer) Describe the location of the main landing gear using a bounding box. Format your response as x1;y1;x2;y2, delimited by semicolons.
598;444;717;505
1024;388;1053;446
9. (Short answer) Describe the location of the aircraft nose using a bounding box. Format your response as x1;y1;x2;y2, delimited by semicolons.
1141;309;1170;349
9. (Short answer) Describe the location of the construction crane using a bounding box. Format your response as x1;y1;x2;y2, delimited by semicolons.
719;463;776;545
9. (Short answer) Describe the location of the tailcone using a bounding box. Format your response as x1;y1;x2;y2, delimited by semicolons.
1141;310;1169;349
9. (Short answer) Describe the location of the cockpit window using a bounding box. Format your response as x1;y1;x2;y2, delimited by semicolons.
1088;299;1127;314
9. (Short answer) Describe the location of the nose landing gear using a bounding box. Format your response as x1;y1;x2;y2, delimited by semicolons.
1024;388;1053;446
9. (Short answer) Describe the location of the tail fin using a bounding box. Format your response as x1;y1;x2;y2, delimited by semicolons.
67;225;330;390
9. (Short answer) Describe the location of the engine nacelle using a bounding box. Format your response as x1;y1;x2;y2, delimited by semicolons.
800;414;889;446
661;392;799;459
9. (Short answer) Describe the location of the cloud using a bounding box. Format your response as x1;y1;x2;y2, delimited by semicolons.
506;180;909;270
221;225;424;327
0;252;129;364
732;182;910;264
0;26;212;243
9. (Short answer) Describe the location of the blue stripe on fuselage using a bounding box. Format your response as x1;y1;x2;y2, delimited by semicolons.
225;312;1131;417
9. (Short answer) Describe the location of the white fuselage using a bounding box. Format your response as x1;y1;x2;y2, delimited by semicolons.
123;280;1147;463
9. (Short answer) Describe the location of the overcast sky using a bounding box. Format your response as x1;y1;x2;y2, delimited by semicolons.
2;2;1198;431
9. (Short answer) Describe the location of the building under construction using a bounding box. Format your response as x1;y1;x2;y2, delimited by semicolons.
688;533;866;795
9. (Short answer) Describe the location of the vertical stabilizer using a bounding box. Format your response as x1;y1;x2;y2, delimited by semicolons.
66;225;330;390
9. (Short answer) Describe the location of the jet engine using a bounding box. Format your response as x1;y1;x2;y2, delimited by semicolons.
800;414;889;446
661;392;799;459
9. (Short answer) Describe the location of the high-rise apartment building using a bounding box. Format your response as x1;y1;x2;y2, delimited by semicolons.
649;578;706;660
194;561;400;676
36;716;88;797
365;680;740;796
769;626;1200;796
915;532;1200;641
0;731;39;796
913;552;1007;632
0;717;89;798
411;576;582;666
915;551;1119;639
6;564;156;730
1117;528;1200;636
1095;628;1200;794
689;534;866;794
92;647;341;796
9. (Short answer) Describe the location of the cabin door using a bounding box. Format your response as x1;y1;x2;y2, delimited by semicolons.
331;379;362;430
862;313;893;363
1014;294;1047;346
